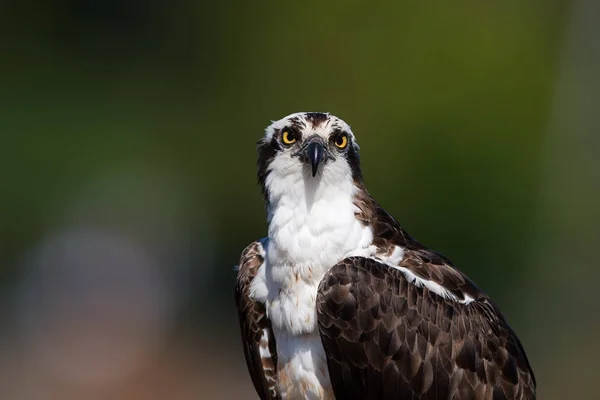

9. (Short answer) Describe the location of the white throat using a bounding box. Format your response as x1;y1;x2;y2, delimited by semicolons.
257;160;373;336
266;162;373;279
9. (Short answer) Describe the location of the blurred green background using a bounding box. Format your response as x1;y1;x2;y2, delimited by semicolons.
1;1;598;399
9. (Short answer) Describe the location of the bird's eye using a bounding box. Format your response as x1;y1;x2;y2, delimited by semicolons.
334;134;348;149
281;131;297;145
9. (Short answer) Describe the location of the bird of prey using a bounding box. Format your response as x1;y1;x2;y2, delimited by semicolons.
235;112;536;400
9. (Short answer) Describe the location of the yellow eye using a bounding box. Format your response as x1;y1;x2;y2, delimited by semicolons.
282;131;297;145
334;134;348;149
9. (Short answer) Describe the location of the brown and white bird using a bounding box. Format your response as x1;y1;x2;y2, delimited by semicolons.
235;112;536;400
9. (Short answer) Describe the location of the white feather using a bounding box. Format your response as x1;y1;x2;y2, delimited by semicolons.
347;244;474;304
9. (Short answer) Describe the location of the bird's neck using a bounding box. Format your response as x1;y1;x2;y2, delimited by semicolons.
265;174;374;272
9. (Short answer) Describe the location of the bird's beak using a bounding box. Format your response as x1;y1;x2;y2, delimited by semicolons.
304;137;325;177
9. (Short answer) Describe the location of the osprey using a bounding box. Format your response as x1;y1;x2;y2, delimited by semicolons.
235;112;536;400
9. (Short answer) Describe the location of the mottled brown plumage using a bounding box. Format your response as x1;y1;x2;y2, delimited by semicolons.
316;256;536;400
235;241;280;400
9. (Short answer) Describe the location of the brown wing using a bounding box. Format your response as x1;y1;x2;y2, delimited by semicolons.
235;240;280;400
316;257;536;400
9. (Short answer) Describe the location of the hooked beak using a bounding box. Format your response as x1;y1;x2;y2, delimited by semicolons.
306;140;324;177
292;136;328;177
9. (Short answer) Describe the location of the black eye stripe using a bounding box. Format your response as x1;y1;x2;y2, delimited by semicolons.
270;135;282;151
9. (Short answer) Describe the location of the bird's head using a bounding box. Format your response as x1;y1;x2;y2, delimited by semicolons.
257;112;362;203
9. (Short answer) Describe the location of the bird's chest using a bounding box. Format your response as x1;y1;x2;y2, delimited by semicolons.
265;200;370;334
257;192;373;399
267;265;322;334
265;262;333;399
273;332;335;400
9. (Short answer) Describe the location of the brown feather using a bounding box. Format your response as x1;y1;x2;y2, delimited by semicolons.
235;241;280;400
316;257;536;400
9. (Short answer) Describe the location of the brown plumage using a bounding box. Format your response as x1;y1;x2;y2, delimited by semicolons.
235;241;280;400
317;256;536;400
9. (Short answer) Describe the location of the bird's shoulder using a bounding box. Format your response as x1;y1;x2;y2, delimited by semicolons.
362;199;485;302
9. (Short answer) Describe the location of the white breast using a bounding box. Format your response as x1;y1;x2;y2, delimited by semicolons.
250;161;373;399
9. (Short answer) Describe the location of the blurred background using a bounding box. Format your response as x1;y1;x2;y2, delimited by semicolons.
1;0;598;398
